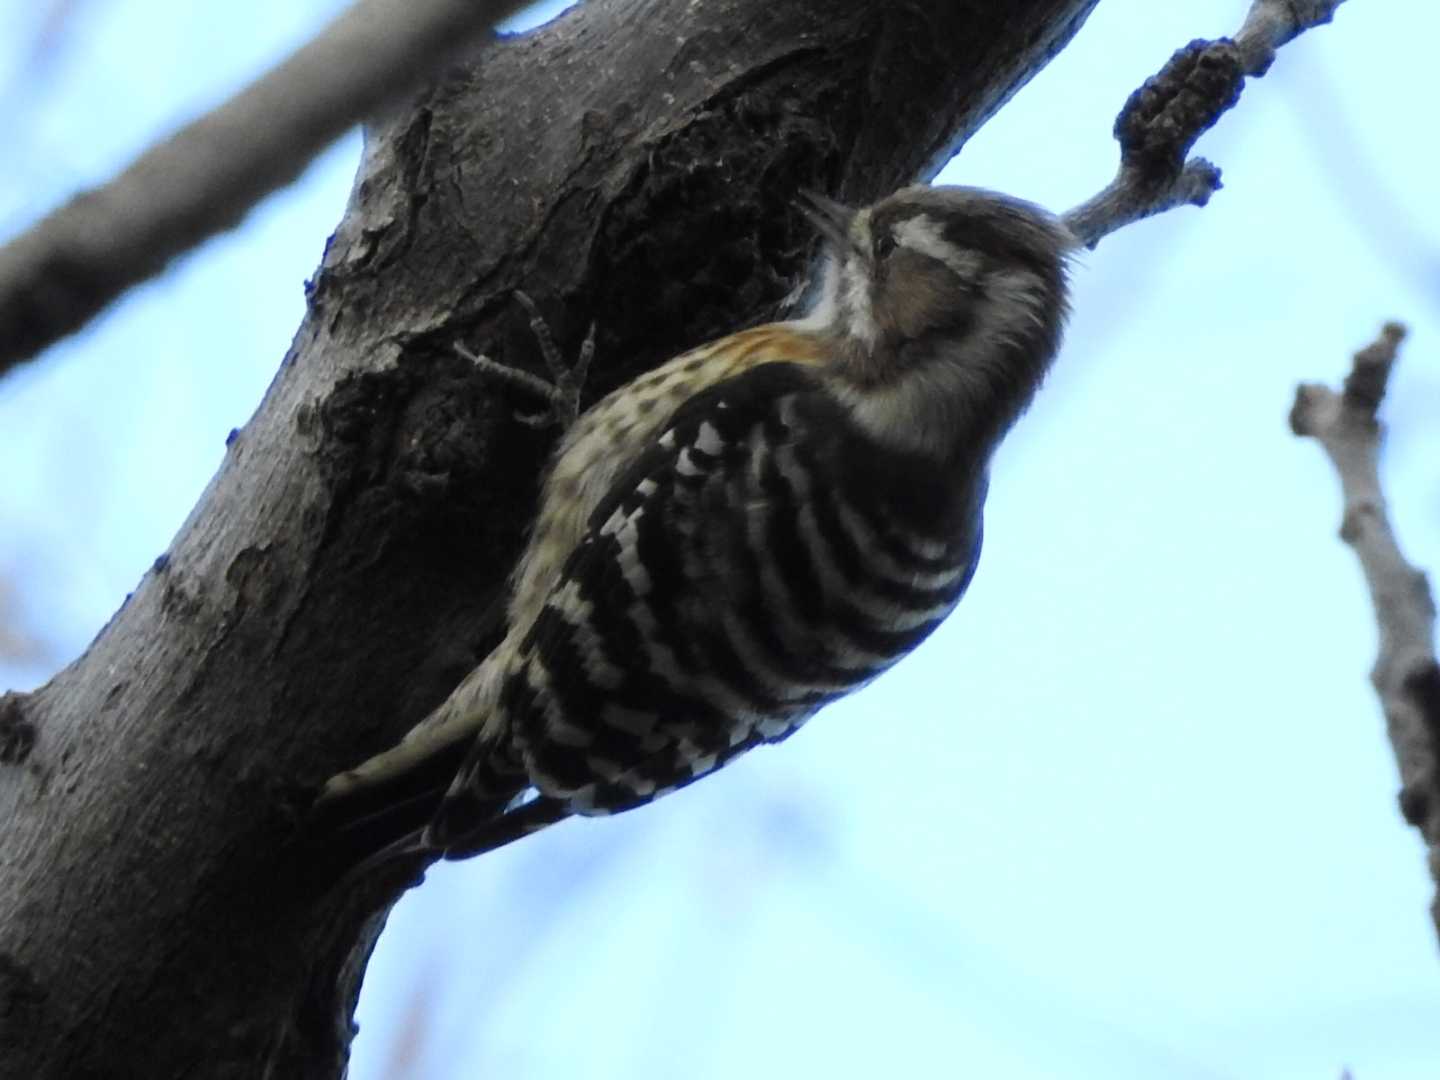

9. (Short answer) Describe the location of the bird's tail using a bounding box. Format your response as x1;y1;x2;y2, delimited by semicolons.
433;794;574;860
317;652;506;806
305;743;525;890
317;788;571;898
307;650;514;881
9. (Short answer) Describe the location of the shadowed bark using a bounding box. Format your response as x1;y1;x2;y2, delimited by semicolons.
0;1;1101;1075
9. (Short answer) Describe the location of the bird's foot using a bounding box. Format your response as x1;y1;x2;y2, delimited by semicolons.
455;290;596;429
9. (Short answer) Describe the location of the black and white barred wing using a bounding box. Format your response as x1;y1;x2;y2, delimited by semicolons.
472;360;983;826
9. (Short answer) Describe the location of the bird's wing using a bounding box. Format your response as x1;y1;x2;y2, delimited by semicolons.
430;353;986;859
428;359;850;853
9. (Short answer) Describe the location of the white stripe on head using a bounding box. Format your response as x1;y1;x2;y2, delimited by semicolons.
893;215;983;281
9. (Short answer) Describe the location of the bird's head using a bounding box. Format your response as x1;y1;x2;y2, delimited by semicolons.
795;185;1072;459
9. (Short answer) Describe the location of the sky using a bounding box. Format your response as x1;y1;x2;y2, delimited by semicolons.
1;1;1437;1078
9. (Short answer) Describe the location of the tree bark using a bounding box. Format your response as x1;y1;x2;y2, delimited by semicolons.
0;1;1098;1075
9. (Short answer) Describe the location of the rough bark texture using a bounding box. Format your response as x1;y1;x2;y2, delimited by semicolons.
0;1;1098;1076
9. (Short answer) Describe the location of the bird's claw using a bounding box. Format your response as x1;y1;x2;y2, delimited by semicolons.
456;292;595;431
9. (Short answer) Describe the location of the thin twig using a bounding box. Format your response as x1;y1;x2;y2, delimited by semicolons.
1063;0;1347;247
1290;322;1440;943
0;0;535;374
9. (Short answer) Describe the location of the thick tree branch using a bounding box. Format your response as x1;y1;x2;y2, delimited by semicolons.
0;2;1105;1076
1063;0;1347;246
1290;323;1440;943
0;0;532;376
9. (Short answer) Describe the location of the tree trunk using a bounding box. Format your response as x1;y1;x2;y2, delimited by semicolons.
0;1;1098;1075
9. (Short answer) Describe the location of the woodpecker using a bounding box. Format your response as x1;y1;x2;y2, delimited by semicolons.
318;185;1072;866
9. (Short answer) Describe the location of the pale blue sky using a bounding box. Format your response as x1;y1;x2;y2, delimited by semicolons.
1;2;1436;1078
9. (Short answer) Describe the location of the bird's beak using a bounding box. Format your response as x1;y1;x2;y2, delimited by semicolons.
795;189;858;254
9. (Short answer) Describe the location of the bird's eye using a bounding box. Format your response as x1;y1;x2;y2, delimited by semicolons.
874;232;896;259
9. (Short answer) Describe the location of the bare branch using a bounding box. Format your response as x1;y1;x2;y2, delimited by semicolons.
1290;323;1440;943
0;0;532;376
1063;0;1347;247
1234;0;1346;74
